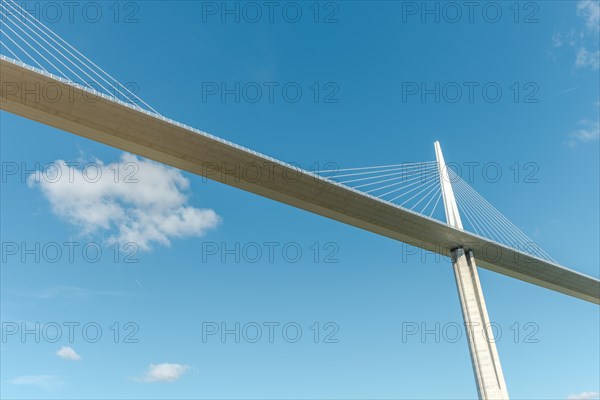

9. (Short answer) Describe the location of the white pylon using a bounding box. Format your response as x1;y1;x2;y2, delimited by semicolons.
434;141;510;400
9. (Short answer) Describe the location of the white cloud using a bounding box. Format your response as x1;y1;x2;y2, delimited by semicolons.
56;346;81;361
577;0;600;32
575;47;600;70
6;375;63;390
552;30;577;48
552;32;563;48
568;120;600;147
136;363;190;383
28;153;220;251
551;3;599;68
568;392;600;400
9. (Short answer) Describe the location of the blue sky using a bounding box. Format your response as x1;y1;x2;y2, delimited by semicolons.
1;1;599;399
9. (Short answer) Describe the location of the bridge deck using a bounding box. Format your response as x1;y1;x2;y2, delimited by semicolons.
1;58;598;304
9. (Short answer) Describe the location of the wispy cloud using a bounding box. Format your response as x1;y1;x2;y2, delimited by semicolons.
6;375;63;390
56;346;81;361
135;363;190;383
567;392;600;400
575;47;600;70
568;120;600;147
577;0;600;32
575;0;599;72
551;2;599;69
552;30;577;49
28;153;220;251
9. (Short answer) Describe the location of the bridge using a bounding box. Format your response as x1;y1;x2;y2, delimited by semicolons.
0;1;598;398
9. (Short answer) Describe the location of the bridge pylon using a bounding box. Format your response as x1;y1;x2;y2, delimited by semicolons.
434;141;510;400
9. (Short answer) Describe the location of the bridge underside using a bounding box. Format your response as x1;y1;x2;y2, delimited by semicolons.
1;58;598;304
